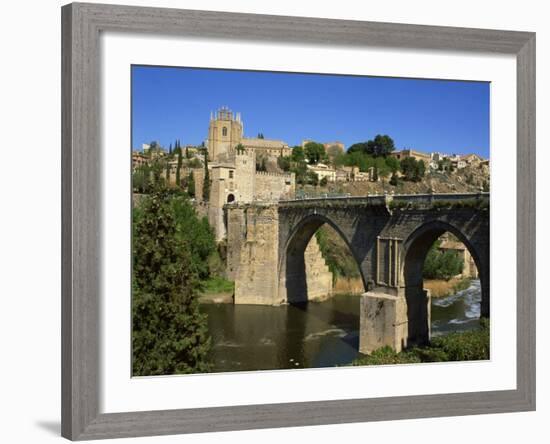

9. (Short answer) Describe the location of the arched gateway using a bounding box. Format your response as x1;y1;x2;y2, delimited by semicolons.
225;193;489;352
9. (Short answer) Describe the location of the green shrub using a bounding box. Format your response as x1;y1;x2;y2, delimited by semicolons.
351;320;489;367
352;346;421;366
202;276;235;294
430;320;490;361
423;245;463;280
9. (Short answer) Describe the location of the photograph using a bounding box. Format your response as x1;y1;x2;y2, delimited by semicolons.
131;66;490;376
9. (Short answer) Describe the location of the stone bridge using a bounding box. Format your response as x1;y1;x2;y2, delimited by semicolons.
225;193;489;353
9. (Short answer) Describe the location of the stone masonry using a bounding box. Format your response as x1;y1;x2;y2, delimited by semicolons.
226;193;490;353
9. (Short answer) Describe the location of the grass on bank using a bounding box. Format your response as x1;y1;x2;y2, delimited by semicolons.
201;276;235;294
424;277;472;298
352;318;489;366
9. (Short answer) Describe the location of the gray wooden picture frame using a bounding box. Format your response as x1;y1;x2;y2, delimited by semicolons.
61;2;536;440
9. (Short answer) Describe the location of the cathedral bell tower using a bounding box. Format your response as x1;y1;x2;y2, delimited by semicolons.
207;106;243;161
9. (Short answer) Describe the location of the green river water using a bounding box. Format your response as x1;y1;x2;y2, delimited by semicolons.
200;279;482;373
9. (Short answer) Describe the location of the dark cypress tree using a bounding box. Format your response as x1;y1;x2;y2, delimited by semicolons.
132;185;211;375
187;171;195;198
202;150;210;201
169;143;172;155
165;161;171;185
176;149;183;187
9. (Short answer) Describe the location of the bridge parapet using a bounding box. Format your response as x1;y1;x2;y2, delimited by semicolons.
389;192;489;209
279;192;488;209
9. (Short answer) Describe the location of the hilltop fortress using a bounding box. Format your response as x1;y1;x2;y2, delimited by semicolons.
206;107;296;241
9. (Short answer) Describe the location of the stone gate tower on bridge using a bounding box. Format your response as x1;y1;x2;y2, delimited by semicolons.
205;107;296;241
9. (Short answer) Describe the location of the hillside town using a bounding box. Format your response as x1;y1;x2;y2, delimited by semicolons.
133;107;490;239
132;106;488;304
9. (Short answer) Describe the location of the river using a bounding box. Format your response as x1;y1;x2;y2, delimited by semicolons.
200;279;482;373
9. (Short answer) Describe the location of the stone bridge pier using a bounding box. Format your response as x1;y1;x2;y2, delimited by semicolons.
225;193;490;355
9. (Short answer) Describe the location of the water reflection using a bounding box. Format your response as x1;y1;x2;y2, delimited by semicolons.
200;279;481;373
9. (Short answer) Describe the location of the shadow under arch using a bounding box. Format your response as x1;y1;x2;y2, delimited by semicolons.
279;213;366;304
401;219;488;346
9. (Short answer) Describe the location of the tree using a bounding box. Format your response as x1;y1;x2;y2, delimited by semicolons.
150;160;163;185
400;157;425;182
371;135;395;156
423;241;464;280
132;187;211;375
171;195;216;280
168;143;172;155
257;133;264;139
185;146;191;159
187;172;195;198
303;141;327;165
235;143;245;154
291;145;305;163
320;176;328;187
291;160;308;185
277;155;291;172
175;149;183;187
132;164;151;193
202;150;210;201
389;172;399;186
347;142;369;155
307;170;319;186
385;156;400;173
348;134;395;157
165;161;171;185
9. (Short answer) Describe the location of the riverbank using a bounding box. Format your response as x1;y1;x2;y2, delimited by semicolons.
199;276;234;304
424;277;471;298
351;318;489;365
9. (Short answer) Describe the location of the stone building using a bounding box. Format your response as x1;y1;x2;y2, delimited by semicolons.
307;163;336;183
207;107;292;161
206;107;296;241
390;149;431;164
131;151;148;170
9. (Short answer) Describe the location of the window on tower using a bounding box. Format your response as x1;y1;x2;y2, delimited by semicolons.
222;126;228;136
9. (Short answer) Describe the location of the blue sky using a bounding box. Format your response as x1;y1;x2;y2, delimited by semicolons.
132;66;490;158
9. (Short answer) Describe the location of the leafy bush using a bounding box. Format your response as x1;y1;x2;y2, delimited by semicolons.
400;157;425;181
430;319;490;361
171;195;217;281
352;346;421;366
351;320;489;367
423;242;463;280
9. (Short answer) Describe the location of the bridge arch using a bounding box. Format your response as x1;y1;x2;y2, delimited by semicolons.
279;213;366;304
400;219;489;346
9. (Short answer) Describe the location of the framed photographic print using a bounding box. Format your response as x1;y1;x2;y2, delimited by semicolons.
61;2;536;440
